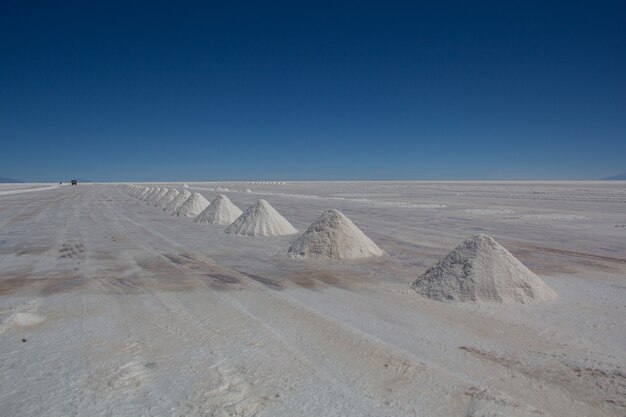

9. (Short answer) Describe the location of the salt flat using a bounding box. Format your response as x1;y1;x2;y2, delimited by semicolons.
0;181;625;416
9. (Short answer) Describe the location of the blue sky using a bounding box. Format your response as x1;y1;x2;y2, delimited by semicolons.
1;1;625;181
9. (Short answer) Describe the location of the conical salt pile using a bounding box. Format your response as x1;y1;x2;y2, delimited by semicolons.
182;183;189;188
148;188;169;206
164;189;191;214
193;194;243;225
139;187;153;199
412;234;557;304
287;209;384;259
244;188;252;193
143;187;160;201
224;199;297;236
155;188;180;208
138;187;151;198
174;192;210;217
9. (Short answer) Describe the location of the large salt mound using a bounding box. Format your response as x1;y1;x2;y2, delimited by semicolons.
164;189;191;214
148;188;169;206
224;199;297;236
175;192;210;217
412;234;556;304
155;188;179;208
288;209;384;259
193;194;242;225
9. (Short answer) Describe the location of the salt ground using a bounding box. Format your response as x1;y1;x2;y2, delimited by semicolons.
0;181;625;417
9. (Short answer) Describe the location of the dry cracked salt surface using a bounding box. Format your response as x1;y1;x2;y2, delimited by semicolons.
0;181;625;417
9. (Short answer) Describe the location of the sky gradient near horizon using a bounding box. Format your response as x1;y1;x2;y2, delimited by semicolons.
1;1;625;181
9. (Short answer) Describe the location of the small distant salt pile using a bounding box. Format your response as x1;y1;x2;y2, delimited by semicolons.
155;188;180;208
143;187;160;201
175;192;210;217
288;209;384;260
148;188;169;206
139;187;151;198
224;199;297;236
146;187;161;201
412;234;556;304
193;194;243;225
244;188;252;193
139;187;153;199
145;187;161;204
182;183;189;188
164;189;192;213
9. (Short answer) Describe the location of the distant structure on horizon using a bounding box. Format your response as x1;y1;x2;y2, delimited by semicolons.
600;172;626;180
0;176;22;183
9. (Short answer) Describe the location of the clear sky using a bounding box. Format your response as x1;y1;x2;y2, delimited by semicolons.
1;1;625;181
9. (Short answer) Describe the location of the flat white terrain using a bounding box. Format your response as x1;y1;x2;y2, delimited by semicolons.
0;181;625;416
